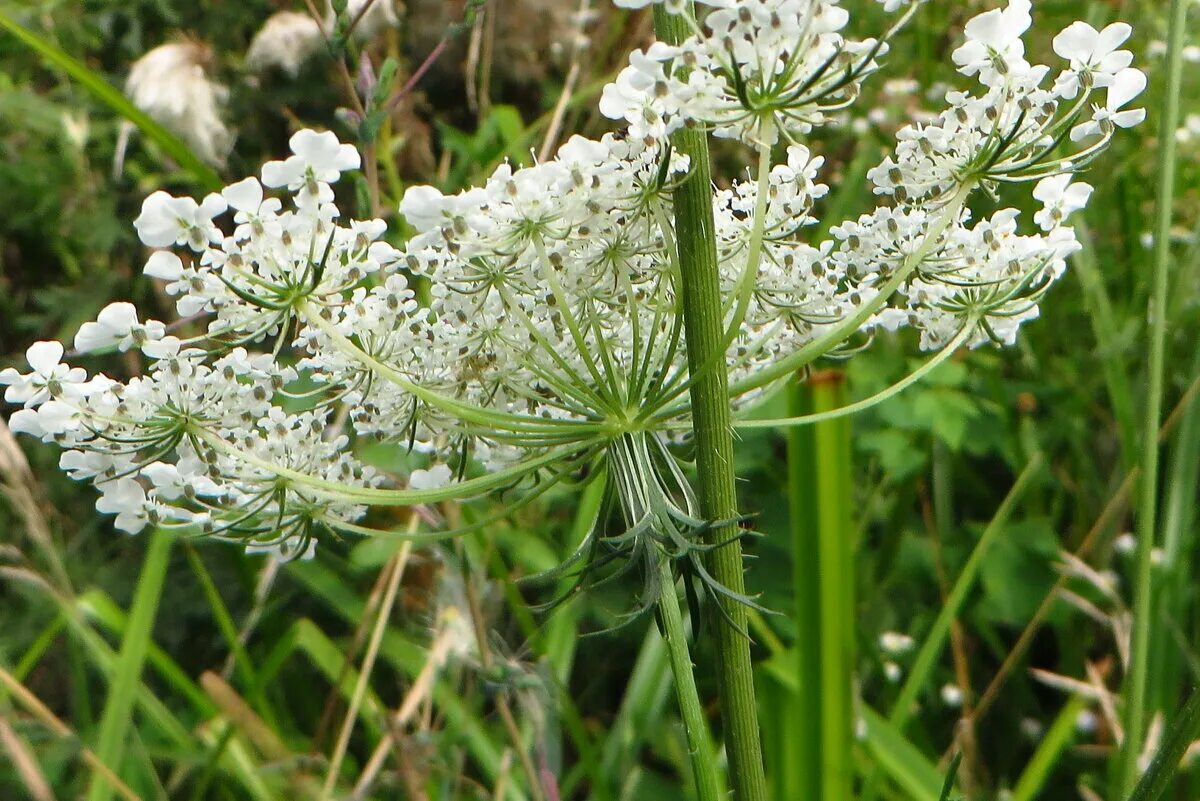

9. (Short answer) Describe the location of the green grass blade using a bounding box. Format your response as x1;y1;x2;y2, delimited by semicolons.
859;706;942;801
1127;686;1200;801
85;530;173;801
182;545;273;724
889;454;1043;731
0;10;223;191
1011;694;1087;801
938;753;963;801
79;589;217;719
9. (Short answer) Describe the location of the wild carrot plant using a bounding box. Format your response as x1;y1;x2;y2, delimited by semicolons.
1;0;1149;796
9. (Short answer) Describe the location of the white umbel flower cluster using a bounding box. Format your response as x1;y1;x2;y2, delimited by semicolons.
5;0;1143;567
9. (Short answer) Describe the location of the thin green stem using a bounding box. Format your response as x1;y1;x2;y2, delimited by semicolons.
191;426;592;507
656;555;723;801
653;7;768;801
300;302;607;436
735;320;975;429
1121;0;1187;793
723;184;972;400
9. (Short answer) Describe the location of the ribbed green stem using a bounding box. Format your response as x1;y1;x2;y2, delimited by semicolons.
656;556;723;801
653;8;768;801
1120;0;1187;794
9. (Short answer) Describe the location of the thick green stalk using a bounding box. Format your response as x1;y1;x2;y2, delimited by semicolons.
786;387;823;801
657;556;723;801
653;8;768;801
1120;0;1187;793
86;530;174;801
808;374;855;801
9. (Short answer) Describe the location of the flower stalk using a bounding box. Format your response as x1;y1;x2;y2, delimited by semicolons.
653;7;769;801
1120;0;1188;793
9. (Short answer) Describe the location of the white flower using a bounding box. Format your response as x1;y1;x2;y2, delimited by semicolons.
1032;174;1093;230
133;191;227;250
410;463;453;490
0;341;87;407
95;478;151;534
74;302;166;353
144;251;185;281
222;177;283;240
125;41;233;166
884;662;903;683
10;401;84;440
1052;21;1133;98
951;0;1032;85
261;129;360;208
142;459;221;500
941;683;965;708
878;631;916;655
1070;67;1147;141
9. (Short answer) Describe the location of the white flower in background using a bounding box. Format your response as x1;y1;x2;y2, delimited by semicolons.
1076;708;1099;734
878;631;916;655
941;683;965;708
246;11;325;77
1070;67;1147;141
73;302;165;353
884;662;903;683
0;342;87;407
125;41;233;166
345;0;400;39
1177;114;1200;144
1033;175;1094;231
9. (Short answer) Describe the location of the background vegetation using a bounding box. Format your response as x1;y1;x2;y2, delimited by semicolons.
0;0;1197;799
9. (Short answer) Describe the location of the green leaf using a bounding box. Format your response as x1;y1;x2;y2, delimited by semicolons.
85;531;174;801
860;706;943;801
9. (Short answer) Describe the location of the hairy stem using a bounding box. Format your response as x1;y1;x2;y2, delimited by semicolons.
653;7;769;801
